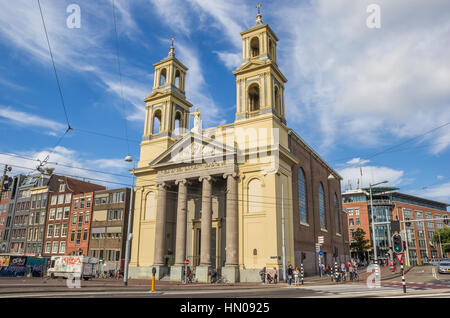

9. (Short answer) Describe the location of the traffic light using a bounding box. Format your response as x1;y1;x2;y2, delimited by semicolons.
392;234;403;253
390;220;400;233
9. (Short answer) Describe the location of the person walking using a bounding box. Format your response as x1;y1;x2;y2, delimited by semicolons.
349;263;354;281
259;267;266;284
294;267;300;286
286;265;294;286
273;267;278;284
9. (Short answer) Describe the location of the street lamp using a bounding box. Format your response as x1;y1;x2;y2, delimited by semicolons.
123;155;135;286
369;180;388;264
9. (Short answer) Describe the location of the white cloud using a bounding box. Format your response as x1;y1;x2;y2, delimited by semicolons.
0;105;66;133
409;182;450;204
346;157;371;166
214;51;241;70
338;165;404;189
275;0;450;154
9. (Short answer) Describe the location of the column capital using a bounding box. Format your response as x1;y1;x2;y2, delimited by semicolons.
175;179;187;186
156;182;168;189
223;172;238;179
198;175;212;183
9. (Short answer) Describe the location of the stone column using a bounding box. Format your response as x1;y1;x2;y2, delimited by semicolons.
153;182;168;279
170;179;188;281
196;175;212;282
222;172;239;282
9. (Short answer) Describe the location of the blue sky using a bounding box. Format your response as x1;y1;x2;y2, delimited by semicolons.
0;0;449;205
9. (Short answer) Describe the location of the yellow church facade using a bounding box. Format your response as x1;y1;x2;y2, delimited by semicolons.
129;12;350;283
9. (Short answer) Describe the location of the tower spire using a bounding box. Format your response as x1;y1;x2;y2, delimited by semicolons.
256;3;263;25
168;36;175;57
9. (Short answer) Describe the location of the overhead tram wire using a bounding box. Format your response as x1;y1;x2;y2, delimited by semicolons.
112;0;131;156
37;0;73;168
0;161;298;209
331;121;450;164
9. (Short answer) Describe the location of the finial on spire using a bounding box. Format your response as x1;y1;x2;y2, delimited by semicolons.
256;3;263;25
169;36;175;57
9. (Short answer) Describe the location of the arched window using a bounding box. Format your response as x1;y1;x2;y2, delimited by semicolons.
274;86;281;115
145;192;155;220
250;37;260;57
334;194;341;234
248;84;260;112
159;68;167;86
152;110;162;134
318;182;326;229
174;69;181;88
248;178;262;213
298;168;307;223
174;111;182;135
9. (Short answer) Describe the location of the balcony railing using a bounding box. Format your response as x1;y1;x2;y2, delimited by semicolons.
371;199;394;206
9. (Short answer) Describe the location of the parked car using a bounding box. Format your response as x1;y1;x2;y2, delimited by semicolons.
438;262;450;274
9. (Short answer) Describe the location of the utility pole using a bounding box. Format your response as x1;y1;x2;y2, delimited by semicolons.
123;155;135;286
281;182;286;282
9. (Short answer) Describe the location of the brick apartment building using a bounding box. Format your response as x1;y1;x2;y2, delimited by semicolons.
43;176;105;257
88;188;131;272
343;188;449;265
66;192;95;256
0;189;11;245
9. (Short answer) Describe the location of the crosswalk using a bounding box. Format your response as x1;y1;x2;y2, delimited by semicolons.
297;284;408;297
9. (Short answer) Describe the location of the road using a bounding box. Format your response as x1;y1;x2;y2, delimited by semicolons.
0;265;449;298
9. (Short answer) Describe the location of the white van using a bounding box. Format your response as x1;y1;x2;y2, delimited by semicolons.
47;256;98;280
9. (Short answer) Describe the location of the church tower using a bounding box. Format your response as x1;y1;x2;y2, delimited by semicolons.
139;39;193;167
233;5;287;124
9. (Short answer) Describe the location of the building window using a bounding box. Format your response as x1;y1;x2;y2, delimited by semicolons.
72;213;77;225
347;209;353;216
86;197;91;208
62;223;68;237
59;184;65;192
52;241;58;254
120;192;125;202
54;224;60;237
355;218;360;226
80;198;85;209
334;193;341;234
349;218;354;226
63;207;70;219
355;208;360;216
84;211;90;224
45;242;51;253
318;182;326;229
65;193;72;204
78;213;83;227
59;241;66;254
56;208;63;220
82;229;88;241
47;224;53;237
51;195;57;205
74;199;79;210
248;84;260;112
49;208;56;220
70;230;75;242
298;168;307;224
58;194;64;205
76;230;81;245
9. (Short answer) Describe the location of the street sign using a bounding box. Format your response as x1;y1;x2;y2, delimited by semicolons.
315;244;321;252
318;251;323;256
318;236;324;244
184;259;189;265
395;253;404;264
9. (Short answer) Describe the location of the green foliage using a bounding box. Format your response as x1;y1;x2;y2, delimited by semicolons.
350;228;371;259
432;227;450;254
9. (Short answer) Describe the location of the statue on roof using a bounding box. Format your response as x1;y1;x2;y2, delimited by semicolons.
190;108;202;134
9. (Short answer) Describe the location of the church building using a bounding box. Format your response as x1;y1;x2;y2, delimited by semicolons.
129;10;350;282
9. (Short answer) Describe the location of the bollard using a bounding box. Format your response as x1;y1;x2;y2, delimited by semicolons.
151;267;156;292
401;262;406;293
301;263;304;285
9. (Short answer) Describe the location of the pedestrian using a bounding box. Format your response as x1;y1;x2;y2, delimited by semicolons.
286;265;294;286
294;267;300;286
273;267;278;284
349;264;354;281
259;267;266;284
321;263;325;276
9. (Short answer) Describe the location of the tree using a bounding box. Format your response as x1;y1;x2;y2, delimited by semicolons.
350;228;371;261
432;227;450;256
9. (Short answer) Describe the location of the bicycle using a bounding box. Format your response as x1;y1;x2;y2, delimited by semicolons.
215;276;228;284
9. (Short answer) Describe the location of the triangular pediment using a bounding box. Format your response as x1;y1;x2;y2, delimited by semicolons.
149;131;236;168
233;59;269;74
143;90;167;102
